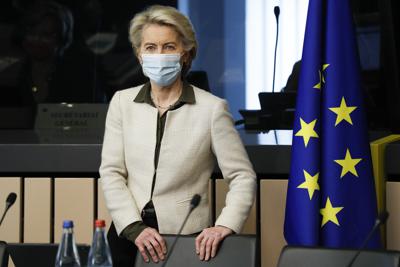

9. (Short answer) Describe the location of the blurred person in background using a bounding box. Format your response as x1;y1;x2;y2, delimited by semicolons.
13;0;105;104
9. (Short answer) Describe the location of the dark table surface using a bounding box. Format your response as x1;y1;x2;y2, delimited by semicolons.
0;128;397;179
0;128;292;176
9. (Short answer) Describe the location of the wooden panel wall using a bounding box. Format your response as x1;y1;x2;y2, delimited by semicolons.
386;181;400;250
1;176;400;267
24;178;52;243
261;179;288;267
215;179;256;234
54;178;94;244
0;177;21;243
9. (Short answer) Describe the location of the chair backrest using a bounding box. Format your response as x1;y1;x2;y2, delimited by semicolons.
0;241;9;267
258;92;297;114
7;243;90;267
186;71;210;91
135;235;257;267
277;245;400;267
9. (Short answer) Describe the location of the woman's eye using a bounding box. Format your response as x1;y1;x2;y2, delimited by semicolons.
165;45;176;51
145;46;155;51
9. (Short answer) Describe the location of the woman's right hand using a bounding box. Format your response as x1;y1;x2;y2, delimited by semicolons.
135;227;167;263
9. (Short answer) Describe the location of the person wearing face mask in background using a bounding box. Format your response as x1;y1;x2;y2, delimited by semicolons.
8;1;107;106
99;5;256;267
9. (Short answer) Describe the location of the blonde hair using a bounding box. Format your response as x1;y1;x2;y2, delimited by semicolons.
129;5;197;76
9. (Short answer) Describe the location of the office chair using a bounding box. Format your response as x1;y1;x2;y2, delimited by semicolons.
186;71;210;92
0;241;9;267
135;235;257;267
277;245;400;267
7;243;90;267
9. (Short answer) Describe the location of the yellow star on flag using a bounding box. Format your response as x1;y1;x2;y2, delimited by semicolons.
295;118;319;147
329;97;357;126
320;197;344;227
297;170;320;200
334;148;362;178
313;64;330;89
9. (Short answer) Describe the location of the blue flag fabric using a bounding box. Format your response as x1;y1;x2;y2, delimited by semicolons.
284;0;380;248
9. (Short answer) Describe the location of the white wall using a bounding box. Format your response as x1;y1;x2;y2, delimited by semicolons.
246;0;309;109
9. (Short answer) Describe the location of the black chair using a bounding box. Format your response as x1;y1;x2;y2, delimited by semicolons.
277;245;400;267
258;92;297;129
135;235;257;267
7;243;90;267
0;241;9;267
186;71;210;91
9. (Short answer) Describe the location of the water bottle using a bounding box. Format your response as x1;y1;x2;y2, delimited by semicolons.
87;219;113;267
55;220;81;267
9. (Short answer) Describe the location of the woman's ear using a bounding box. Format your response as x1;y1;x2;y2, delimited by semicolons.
181;52;189;65
137;52;143;64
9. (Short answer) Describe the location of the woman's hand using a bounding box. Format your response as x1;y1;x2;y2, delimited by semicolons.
135;227;167;263
195;225;233;261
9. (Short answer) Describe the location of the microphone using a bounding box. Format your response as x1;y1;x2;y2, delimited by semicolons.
161;194;201;267
274;6;280;18
0;192;17;226
189;194;201;211
346;211;389;267
272;6;280;93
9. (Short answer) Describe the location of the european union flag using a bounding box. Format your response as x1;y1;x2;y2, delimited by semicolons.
284;0;380;248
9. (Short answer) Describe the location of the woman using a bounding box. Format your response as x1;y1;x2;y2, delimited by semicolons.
99;5;256;266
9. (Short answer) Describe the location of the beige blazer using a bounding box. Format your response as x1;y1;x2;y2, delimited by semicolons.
99;85;256;235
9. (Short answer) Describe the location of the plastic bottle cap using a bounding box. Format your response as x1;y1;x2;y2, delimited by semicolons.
95;219;106;228
63;220;74;228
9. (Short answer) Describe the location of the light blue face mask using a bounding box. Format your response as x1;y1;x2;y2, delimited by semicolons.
141;53;182;86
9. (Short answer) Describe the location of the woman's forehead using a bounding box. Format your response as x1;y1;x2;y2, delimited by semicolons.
141;24;181;44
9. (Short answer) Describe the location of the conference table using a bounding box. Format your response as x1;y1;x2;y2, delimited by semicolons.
0;128;399;267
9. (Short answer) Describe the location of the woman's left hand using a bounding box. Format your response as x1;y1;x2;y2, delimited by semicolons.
195;225;233;261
